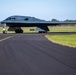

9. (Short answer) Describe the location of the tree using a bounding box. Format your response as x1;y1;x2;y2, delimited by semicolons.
64;19;76;22
51;19;59;22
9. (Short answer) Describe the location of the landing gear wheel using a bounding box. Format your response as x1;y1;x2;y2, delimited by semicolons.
39;31;47;33
3;30;7;34
15;29;23;33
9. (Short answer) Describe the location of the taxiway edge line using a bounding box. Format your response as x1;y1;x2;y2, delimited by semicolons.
0;36;13;42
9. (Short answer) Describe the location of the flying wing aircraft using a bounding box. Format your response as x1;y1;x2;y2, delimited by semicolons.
1;15;76;33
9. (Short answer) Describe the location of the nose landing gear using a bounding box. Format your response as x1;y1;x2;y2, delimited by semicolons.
3;29;7;34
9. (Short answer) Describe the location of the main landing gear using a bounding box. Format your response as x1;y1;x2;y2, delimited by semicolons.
15;27;23;33
39;31;47;33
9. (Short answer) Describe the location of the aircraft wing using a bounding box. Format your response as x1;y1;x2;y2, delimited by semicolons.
1;20;76;25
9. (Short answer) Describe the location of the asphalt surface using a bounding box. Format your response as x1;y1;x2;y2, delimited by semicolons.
0;33;76;75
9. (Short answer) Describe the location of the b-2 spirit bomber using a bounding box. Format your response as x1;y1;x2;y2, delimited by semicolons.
1;15;76;33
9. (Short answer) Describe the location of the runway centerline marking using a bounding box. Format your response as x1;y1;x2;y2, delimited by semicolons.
0;36;13;42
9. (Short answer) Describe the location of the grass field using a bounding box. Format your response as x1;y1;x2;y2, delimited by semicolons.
46;34;76;48
48;26;76;32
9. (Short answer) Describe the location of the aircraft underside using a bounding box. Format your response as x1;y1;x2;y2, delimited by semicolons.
2;23;49;33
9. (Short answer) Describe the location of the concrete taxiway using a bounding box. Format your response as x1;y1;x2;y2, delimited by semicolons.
0;33;76;75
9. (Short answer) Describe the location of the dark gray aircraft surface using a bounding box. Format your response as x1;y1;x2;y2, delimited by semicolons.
1;15;76;33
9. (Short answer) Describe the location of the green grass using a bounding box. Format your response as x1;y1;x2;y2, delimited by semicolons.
46;34;76;47
48;26;76;32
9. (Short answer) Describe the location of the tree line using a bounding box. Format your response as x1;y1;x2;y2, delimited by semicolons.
51;19;76;22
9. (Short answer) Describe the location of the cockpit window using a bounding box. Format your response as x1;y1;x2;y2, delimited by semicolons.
7;17;16;20
24;18;29;21
7;18;11;20
12;18;16;20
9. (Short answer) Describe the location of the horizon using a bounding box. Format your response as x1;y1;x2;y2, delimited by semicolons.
0;0;76;21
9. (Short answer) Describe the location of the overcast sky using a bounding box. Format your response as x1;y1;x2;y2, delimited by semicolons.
0;0;76;21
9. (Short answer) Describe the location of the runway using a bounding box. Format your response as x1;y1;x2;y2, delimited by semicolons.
0;33;76;75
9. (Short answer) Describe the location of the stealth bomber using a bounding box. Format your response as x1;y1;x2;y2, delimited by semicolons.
1;15;76;33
